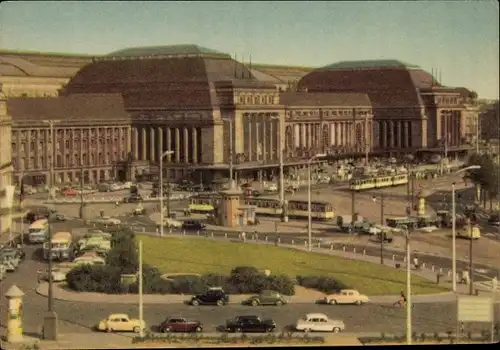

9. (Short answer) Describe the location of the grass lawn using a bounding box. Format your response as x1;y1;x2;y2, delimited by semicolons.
138;235;448;295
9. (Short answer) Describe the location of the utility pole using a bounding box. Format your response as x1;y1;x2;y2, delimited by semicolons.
160;150;174;236
380;193;385;264
43;209;58;340
351;190;356;227
272;115;287;222
452;182;457;292
405;226;412;345
138;240;144;338
469;221;474;295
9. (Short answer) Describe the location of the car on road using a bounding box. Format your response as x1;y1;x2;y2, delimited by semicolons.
243;290;288;306
93;217;121;226
62;188;79;197
123;194;143;203
0;265;6;280
225;315;276;333
0;250;22;268
1;247;26;261
295;313;345;333
1;259;16;272
160;218;183;229
182;220;206;231
488;214;500;226
97;313;146;333
158;317;203;333
189;287;229;306
37;268;67;282
323;289;369;305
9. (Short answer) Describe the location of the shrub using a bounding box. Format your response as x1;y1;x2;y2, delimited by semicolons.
296;275;349;293
66;264;121;293
106;238;139;274
265;275;295;296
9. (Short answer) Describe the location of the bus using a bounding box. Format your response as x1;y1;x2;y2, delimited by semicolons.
43;231;73;261
28;219;49;244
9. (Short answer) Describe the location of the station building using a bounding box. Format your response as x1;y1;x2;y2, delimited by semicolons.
61;45;374;184
297;60;479;159
0;86;13;234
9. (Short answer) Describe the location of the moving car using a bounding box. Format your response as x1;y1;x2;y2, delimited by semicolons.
94;217;121;226
323;289;369;305
295;313;345;333
225;315;276;333
189;287;229;306
161;218;183;229
182;220;206;231
97;314;146;333
158;317;203;333
243;290;288;306
123;194;143;203
37;268;67;282
62;188;79;197
1;259;17;272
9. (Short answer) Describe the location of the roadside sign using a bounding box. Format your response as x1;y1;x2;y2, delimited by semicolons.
457;296;493;322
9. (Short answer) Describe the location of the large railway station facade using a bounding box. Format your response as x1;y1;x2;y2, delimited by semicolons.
0;45;479;185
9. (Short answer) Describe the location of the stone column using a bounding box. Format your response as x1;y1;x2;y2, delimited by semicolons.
396;122;402;148
96;128;100;165
133;128;139;160
255;116;260;161
183;127;189;163
157;127;163;162
175;127;181;163
166;128;172;162
87;128;91;165
262;115;267;161
269;117;274;160
141;127;147;160
380;122;386;148
192;127;198;163
403;122;409;148
247;114;252;161
150;127;156;163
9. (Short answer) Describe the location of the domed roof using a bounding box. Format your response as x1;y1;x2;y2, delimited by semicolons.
0;55;82;78
106;44;230;58
63;53;256;109
322;59;420;70
298;59;440;109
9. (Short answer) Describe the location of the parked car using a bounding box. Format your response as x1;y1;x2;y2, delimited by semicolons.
189;287;229;306
488;214;500;226
54;214;68;221
0;250;21;268
243;290;288;306
97;314;146;333
2;247;26;261
182;220;206;231
1;259;17;272
93;217;121;226
323;289;369;305
37;268;67;282
295;313;345;333
225;315;276;333
0;264;6;280
160;218;183;229
158;317;203;333
62;188;79;197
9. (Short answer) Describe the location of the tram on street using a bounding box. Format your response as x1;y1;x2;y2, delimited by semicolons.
187;195;335;221
349;174;409;191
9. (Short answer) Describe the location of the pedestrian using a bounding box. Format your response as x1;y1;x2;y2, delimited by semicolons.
413;256;419;269
241;231;246;242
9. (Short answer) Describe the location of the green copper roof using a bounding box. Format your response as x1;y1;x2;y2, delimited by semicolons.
107;44;230;58
323;59;420;70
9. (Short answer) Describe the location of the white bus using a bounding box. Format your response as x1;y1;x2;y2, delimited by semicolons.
28;219;49;243
43;231;73;261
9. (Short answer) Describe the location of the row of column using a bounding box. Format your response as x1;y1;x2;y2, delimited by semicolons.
242;113;280;162
132;126;201;164
13;126;130;172
287;122;362;149
378;120;413;149
439;110;462;147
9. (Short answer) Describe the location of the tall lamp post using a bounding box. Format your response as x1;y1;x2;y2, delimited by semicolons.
222;118;234;187
451;165;481;292
401;224;412;345
307;153;326;251
271;115;287;222
159;150;174;237
372;193;385;264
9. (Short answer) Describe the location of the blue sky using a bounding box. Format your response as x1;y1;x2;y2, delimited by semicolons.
1;1;498;98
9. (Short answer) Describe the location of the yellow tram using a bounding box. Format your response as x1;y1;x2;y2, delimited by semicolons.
349;174;409;191
187;195;335;221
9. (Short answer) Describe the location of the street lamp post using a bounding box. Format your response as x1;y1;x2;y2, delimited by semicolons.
372;193;385;264
159;150;174;237
222;118;234;187
403;224;412;345
271;115;287;222
308;153;326;251
451;165;481;292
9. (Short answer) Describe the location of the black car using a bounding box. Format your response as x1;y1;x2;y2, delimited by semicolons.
189;288;229;306
225;315;276;333
124;194;143;203
182;220;206;231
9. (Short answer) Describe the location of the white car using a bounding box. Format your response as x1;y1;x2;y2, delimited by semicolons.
37;268;67;282
266;184;278;192
96;217;121;225
324;289;370;305
295;313;345;333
